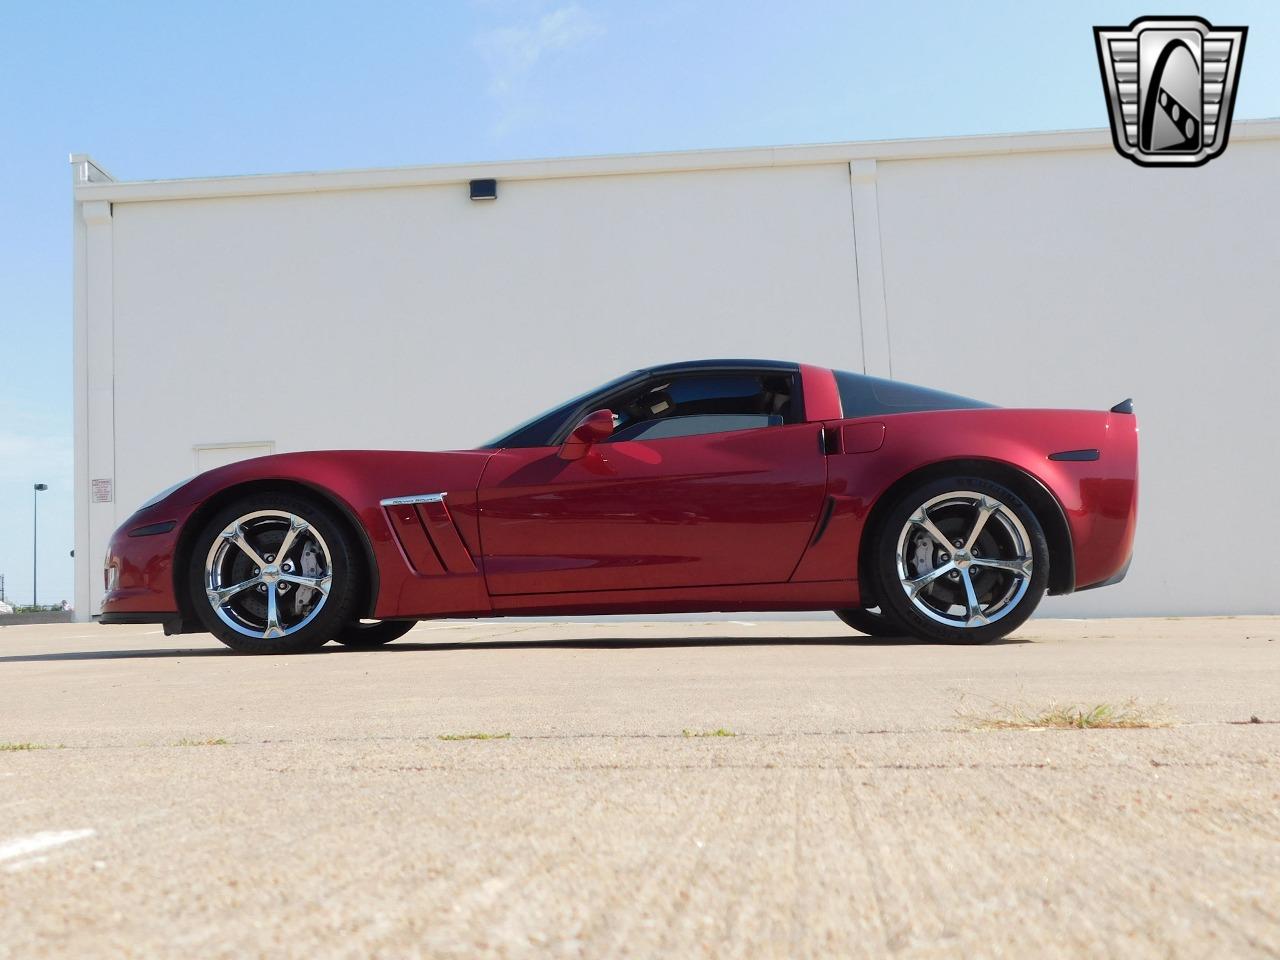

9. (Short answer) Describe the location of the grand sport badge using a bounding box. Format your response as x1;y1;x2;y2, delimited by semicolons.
1094;16;1246;167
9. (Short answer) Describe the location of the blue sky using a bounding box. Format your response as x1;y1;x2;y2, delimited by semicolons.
1;0;1277;606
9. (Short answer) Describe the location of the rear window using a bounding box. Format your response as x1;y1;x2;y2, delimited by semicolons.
834;370;994;418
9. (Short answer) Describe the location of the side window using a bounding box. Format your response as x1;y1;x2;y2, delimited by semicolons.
606;373;796;442
833;370;993;418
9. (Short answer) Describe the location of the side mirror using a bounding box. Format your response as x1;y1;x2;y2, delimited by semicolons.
559;409;614;460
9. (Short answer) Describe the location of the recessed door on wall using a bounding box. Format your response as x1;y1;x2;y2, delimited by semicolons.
194;441;275;473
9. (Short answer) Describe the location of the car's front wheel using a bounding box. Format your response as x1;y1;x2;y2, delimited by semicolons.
188;493;361;654
871;477;1049;645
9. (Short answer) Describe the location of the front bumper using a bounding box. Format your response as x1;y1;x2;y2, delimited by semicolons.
99;610;192;635
101;514;183;618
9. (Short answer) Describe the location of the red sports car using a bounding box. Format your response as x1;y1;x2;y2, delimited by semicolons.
101;360;1138;652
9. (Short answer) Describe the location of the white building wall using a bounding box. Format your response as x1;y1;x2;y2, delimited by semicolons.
80;162;866;614
72;124;1280;619
872;136;1280;615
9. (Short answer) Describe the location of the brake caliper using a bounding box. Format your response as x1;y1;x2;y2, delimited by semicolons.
297;541;321;608
911;535;934;577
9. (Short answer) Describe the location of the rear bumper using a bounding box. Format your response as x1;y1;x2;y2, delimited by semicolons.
1076;551;1132;591
1064;411;1139;591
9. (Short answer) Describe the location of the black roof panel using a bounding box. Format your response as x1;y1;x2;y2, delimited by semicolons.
643;358;797;376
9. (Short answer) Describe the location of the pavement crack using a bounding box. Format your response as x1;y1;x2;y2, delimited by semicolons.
18;720;1280;752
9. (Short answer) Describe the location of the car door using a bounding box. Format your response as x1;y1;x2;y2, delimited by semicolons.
477;374;828;596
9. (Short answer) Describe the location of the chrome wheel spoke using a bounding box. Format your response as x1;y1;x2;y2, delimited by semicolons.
908;509;953;551
960;569;988;627
264;584;283;639
207;577;262;606
275;515;308;563
222;525;267;569
280;573;332;595
905;561;956;598
976;556;1033;577
963;498;997;552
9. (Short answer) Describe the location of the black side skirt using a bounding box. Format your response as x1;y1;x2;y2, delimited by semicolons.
98;612;190;635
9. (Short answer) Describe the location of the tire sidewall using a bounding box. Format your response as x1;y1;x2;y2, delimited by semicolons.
333;619;417;648
188;493;360;654
872;476;1050;644
834;606;910;638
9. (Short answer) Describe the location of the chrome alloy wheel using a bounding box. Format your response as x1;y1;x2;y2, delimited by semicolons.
894;491;1034;629
203;510;334;640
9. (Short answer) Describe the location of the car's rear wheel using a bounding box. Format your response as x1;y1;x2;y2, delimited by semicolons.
872;477;1049;644
188;493;361;654
333;619;417;648
834;606;910;637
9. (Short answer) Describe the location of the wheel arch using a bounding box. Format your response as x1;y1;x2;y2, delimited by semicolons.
856;458;1075;605
172;479;379;631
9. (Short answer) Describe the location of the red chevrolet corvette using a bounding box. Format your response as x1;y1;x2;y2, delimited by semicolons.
101;360;1138;652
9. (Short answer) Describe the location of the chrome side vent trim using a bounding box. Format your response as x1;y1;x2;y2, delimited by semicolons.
380;493;446;506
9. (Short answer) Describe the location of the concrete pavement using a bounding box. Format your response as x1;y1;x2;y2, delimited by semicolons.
1;617;1277;958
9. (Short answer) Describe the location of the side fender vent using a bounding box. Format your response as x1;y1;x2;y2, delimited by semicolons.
381;494;477;576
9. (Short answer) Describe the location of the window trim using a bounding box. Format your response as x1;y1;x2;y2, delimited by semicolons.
546;366;805;447
607;412;785;444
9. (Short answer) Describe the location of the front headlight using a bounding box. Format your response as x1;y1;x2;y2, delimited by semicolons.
137;476;193;511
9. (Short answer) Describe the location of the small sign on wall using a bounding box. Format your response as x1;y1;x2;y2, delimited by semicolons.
91;478;114;503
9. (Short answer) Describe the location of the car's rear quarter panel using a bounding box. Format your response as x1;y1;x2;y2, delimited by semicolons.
791;408;1138;592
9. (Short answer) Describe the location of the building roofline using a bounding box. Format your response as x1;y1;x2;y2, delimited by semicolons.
72;118;1280;204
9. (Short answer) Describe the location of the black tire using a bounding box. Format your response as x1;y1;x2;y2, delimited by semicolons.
333;620;417;648
834;606;911;637
188;492;362;654
871;476;1050;645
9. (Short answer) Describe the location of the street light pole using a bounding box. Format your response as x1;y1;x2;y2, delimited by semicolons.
33;483;48;607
